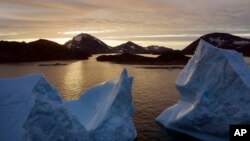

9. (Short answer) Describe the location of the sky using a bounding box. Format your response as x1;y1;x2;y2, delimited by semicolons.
0;0;250;49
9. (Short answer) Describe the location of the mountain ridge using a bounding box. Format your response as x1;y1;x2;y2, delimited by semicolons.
0;39;90;62
182;32;250;56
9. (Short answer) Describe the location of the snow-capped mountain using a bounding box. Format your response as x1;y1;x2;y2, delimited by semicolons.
66;34;175;54
182;33;250;56
113;41;149;54
65;33;115;54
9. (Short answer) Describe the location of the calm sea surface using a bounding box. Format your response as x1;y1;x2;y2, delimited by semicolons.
0;55;250;141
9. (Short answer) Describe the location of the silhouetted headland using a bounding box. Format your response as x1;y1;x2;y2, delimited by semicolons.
96;51;189;65
0;39;90;62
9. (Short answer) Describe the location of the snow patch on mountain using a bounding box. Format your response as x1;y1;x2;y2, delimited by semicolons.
73;35;83;42
152;46;159;50
67;43;72;48
233;40;250;45
130;45;135;49
209;37;226;45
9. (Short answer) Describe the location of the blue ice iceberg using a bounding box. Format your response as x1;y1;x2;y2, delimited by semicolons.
0;68;136;141
0;74;90;141
156;40;250;141
66;68;137;141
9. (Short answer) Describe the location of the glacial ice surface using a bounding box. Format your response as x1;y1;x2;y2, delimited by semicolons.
0;74;90;141
156;39;250;141
66;68;137;141
0;68;136;141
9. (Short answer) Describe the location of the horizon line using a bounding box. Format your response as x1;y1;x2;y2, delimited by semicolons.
1;32;250;50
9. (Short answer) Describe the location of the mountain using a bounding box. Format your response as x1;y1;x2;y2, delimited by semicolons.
65;33;173;54
113;41;149;54
65;33;114;54
182;33;250;56
146;45;173;54
113;41;172;54
0;39;90;62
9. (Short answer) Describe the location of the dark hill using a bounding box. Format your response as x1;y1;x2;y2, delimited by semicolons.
96;51;189;65
156;50;189;63
182;33;250;56
0;39;90;62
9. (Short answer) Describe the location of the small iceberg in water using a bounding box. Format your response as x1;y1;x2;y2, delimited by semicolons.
0;68;136;141
156;39;250;141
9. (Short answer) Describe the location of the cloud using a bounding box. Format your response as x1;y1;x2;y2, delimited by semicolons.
58;29;118;35
0;32;18;36
0;0;249;47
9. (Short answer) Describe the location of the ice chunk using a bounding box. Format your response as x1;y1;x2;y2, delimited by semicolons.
0;74;40;141
0;74;90;141
156;39;250;141
66;68;137;141
0;69;136;141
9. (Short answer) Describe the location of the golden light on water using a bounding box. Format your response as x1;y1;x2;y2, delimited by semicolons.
62;61;86;100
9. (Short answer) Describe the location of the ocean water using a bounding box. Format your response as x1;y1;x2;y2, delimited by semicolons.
0;56;249;141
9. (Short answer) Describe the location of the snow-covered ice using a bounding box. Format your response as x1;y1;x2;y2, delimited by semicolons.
0;68;136;141
66;68;137;141
156;39;250;141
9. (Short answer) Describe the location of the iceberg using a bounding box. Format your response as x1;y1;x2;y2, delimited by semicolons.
0;74;90;141
65;68;137;141
156;40;250;141
0;68;136;141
